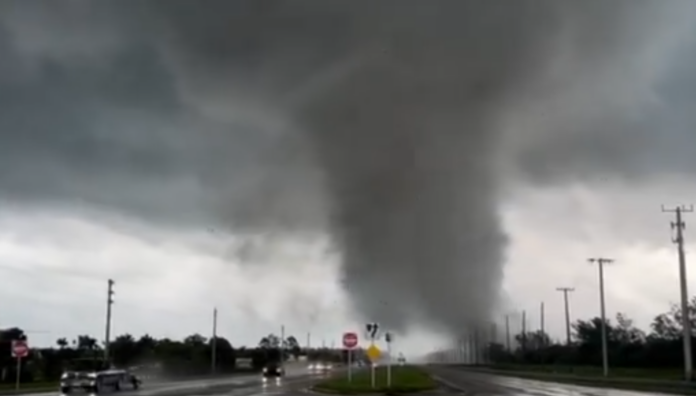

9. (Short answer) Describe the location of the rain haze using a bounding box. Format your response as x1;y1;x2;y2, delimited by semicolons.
1;0;696;355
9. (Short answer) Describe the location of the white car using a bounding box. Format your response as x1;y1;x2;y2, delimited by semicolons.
308;363;333;372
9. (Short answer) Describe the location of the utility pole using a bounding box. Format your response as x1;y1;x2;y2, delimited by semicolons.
663;204;694;381
211;307;218;374
556;287;575;345
589;257;613;378
280;325;285;369
505;315;511;352
473;327;479;365
104;279;114;362
521;310;527;353
307;332;311;351
468;331;474;364
540;302;545;342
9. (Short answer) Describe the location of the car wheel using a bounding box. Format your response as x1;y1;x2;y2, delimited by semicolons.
131;378;140;390
93;379;103;394
60;386;71;394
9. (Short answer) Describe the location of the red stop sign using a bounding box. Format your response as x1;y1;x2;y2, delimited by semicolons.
343;332;358;349
12;340;28;358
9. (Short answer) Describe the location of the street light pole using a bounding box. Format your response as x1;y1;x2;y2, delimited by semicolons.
211;307;218;374
540;302;545;347
104;279;114;361
588;258;613;378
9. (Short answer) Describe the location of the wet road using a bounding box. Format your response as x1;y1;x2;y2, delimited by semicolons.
427;365;682;396
21;365;687;396
22;366;331;396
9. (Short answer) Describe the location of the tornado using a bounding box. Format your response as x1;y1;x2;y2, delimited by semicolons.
290;2;556;333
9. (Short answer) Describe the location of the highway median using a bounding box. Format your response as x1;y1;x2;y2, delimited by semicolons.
313;365;437;395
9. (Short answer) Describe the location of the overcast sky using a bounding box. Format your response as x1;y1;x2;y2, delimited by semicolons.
2;0;696;358
3;182;696;354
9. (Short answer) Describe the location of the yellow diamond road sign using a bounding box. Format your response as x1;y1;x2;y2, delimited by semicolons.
366;344;381;362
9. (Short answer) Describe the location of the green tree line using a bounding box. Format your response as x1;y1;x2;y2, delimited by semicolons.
0;329;350;385
484;297;696;369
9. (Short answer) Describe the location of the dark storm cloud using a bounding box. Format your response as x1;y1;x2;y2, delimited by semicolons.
1;0;695;335
0;0;326;231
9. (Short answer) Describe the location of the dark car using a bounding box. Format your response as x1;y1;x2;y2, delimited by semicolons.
60;358;141;394
262;363;284;377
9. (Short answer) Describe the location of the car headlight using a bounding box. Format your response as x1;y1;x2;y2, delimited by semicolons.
263;368;267;373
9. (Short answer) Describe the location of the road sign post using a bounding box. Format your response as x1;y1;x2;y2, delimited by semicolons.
365;323;380;388
343;332;359;382
348;345;352;382
385;332;393;388
366;344;381;388
371;355;376;389
12;340;29;390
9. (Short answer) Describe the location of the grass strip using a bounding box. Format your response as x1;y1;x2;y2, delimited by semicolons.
0;382;57;395
313;365;436;394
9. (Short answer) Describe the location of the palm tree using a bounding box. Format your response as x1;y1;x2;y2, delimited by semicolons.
137;334;156;351
76;335;98;351
183;334;207;346
285;336;301;359
56;338;68;349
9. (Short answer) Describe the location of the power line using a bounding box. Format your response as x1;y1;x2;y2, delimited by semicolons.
556;287;575;345
588;257;613;378
662;204;694;382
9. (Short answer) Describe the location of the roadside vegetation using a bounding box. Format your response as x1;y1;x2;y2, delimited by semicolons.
0;381;58;395
314;366;436;394
426;297;696;394
0;329;362;389
429;297;696;372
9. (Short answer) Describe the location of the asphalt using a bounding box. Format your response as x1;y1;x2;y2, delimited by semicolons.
18;365;332;396
425;365;685;396
21;364;686;396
